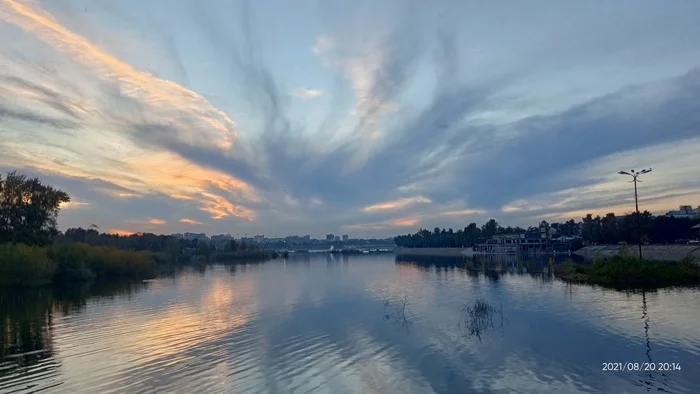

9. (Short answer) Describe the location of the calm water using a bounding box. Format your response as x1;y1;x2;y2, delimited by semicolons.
1;254;699;394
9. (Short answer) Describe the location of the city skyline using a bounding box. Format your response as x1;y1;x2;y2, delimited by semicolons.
2;0;700;237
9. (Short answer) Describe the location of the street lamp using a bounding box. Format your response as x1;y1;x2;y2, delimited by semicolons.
618;168;652;259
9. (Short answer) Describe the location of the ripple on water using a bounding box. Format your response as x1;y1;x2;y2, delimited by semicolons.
1;256;700;393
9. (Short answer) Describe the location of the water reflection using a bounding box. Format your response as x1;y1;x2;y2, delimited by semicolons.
0;255;698;393
0;280;148;392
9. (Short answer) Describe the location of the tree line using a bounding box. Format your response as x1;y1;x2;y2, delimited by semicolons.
580;212;698;245
1;171;274;286
59;227;260;262
394;214;699;248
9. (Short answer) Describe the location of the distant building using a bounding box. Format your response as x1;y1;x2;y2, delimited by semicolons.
171;233;184;239
253;235;265;242
303;235;311;241
184;232;208;242
342;234;349;241
210;234;233;250
665;205;700;219
326;234;334;241
334;235;340;241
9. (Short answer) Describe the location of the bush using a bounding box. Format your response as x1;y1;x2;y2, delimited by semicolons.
554;255;700;289
1;242;155;287
0;244;55;286
49;242;95;281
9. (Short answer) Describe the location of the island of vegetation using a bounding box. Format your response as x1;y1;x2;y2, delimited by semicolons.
553;254;700;290
0;171;284;287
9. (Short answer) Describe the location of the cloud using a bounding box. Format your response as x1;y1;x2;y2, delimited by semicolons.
363;196;431;212
437;209;486;217
2;0;699;237
60;200;89;210
291;88;323;100
147;217;166;225
0;1;259;222
180;218;203;225
199;192;256;221
95;187;142;198
345;216;421;230
109;229;135;236
0;0;237;151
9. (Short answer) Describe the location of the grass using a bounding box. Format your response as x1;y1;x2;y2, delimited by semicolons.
0;243;55;287
553;255;700;290
0;242;156;287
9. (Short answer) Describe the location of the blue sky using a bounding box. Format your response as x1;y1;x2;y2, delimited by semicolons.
1;0;699;237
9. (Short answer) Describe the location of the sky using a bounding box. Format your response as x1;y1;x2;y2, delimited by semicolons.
1;0;700;238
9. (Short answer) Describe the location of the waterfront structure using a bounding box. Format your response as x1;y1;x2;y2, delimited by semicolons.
666;205;700;219
474;225;579;255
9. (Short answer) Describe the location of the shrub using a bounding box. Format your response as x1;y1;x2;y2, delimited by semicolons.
554;255;700;289
0;243;55;286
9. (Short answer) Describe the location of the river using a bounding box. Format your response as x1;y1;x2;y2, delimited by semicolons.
1;253;699;393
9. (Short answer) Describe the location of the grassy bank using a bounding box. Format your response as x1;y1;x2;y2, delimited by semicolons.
553;255;700;289
0;242;156;287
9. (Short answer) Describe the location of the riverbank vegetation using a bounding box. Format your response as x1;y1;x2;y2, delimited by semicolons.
553;255;700;289
0;171;282;287
0;242;156;286
394;213;698;248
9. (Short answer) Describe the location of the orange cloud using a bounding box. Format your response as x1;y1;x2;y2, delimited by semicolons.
362;196;431;212
180;218;203;225
0;1;260;223
171;194;195;201
147;218;166;225
0;0;237;150
109;229;135;236
200;192;256;221
345;216;421;230
95;188;142;198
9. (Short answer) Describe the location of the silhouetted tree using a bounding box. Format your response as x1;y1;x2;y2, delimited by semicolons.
0;171;70;245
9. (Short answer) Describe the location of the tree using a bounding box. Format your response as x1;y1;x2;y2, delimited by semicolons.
0;171;70;245
481;219;499;239
225;239;239;252
600;213;618;243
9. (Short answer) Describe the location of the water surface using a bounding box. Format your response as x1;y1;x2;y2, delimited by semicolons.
1;254;699;393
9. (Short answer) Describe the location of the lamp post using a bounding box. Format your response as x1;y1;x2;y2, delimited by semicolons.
618;168;652;260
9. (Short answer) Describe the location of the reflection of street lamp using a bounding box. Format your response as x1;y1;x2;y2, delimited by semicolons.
618;168;652;260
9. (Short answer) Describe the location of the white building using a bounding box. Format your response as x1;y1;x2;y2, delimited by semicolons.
665;205;700;219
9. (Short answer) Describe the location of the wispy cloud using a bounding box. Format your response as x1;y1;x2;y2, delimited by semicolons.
437;209;486;217
345;216;421;230
95;187;142;199
363;196;431;212
147;217;166;225
180;218;203;225
60;200;89;210
291;88;323;100
1;0;698;237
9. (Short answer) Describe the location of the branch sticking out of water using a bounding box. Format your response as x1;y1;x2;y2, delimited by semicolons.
459;299;505;342
384;295;411;332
